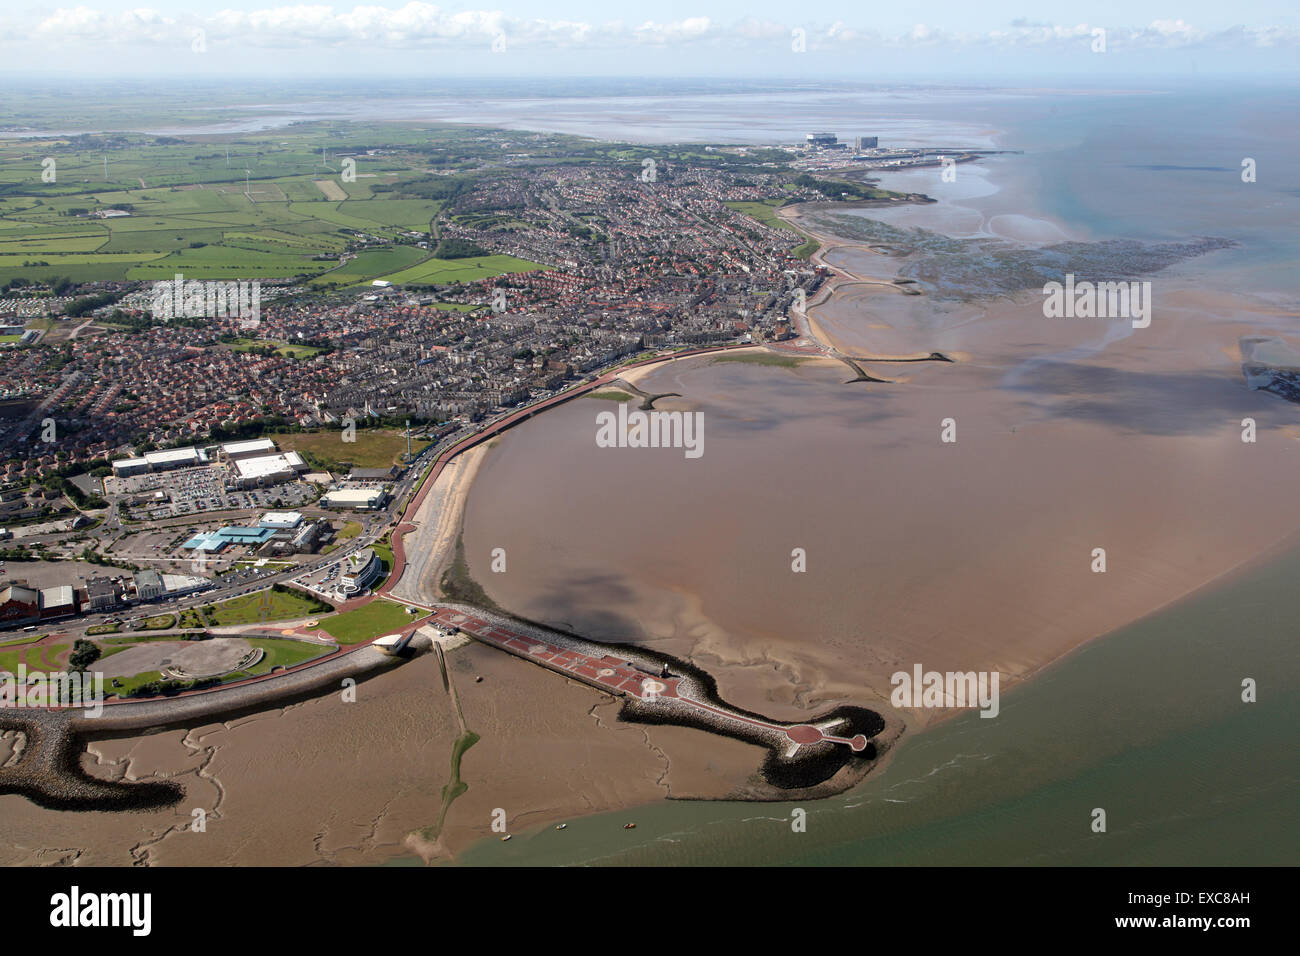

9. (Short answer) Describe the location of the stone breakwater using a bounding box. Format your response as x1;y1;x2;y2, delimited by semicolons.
0;642;420;811
429;603;899;799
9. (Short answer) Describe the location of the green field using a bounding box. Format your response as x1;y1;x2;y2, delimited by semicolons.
710;352;806;368
587;390;634;402
308;245;428;287
375;254;545;286
0;633;46;647
228;337;327;359
237;637;329;675
0;126;456;284
271;428;427;471
307;599;415;645
725;199;819;259
204;586;333;626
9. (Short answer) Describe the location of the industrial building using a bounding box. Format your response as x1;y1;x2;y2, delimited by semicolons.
320;487;388;510
145;446;202;470
182;526;278;552
259;510;304;530
111;445;204;476
38;585;78;620
220;438;278;460
806;132;837;147
347;466;400;482
229;451;308;488
854;136;878;150
110;457;150;477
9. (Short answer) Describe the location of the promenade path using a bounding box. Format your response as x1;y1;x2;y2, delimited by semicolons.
429;604;869;759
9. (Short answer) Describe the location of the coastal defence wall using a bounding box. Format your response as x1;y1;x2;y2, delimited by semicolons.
0;638;429;811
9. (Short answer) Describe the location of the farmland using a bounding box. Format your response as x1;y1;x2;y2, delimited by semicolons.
0;122;544;287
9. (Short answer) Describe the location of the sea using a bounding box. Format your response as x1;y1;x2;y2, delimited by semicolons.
445;77;1300;866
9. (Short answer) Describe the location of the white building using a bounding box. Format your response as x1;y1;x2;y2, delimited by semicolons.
320;487;387;510
111;457;151;477
221;438;278;460
259;510;304;529
230;452;308;488
144;446;201;471
339;548;382;596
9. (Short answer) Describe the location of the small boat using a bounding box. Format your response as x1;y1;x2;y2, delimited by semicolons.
500;834;512;842
555;823;567;830
623;823;637;830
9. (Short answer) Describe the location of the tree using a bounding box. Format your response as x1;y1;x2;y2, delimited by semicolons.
69;639;101;670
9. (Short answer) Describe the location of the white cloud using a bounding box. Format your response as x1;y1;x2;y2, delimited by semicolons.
12;5;1300;54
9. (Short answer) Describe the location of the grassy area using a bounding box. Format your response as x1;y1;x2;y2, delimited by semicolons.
725;199;798;232
725;199;819;259
204;585;333;626
0;648;34;672
86;623;121;635
228;338;327;359
134;613;177;631
0;126;458;284
371;541;395;586
306;599;415;645
710;352;806;368
110;670;164;697
32;644;68;669
178;608;205;629
308;245;428;287
0;633;47;647
791;238;820;259
269;429;427;471
375;253;545;286
337;521;362;540
587;390;634;402
236;637;330;676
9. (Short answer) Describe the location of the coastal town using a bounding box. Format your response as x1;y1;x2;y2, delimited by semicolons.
0;128;943;652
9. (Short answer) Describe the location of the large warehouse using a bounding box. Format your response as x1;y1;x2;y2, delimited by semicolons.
111;445;204;477
320;487;388;510
229;451;308;488
220;438;278;460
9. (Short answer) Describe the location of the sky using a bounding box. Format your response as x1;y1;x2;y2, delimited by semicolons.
2;2;1297;77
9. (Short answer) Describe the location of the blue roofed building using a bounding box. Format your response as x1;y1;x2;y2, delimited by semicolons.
182;526;278;552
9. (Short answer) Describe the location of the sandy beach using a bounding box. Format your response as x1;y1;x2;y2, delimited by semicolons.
388;442;489;606
459;197;1300;742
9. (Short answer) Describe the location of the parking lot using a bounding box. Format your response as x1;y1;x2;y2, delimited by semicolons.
293;559;346;601
105;465;319;520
